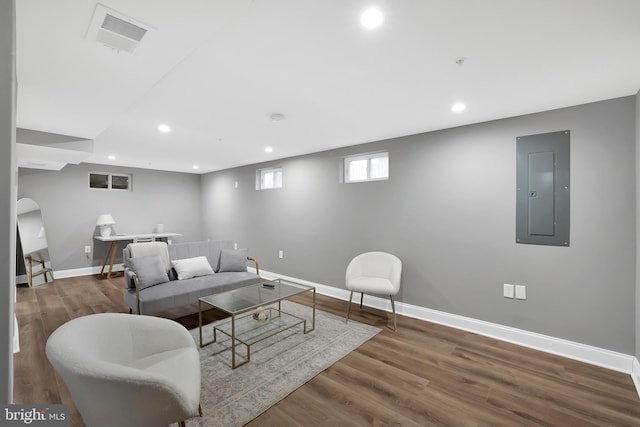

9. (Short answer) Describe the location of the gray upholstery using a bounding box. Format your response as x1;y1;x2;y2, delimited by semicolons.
127;255;170;290
123;272;259;315
167;240;231;273
219;248;248;272
123;240;260;315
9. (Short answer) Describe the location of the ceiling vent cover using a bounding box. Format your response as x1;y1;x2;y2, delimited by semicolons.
86;4;152;53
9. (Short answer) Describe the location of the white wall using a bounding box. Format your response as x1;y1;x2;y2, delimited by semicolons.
0;0;16;404
636;88;640;359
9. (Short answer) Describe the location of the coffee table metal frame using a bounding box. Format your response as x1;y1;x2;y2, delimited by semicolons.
198;278;316;368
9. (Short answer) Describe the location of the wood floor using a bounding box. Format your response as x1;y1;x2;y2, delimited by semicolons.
14;275;640;426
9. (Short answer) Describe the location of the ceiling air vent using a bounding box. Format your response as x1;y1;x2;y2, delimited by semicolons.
86;4;152;53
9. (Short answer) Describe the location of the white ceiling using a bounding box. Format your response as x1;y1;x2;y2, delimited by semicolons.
16;0;640;174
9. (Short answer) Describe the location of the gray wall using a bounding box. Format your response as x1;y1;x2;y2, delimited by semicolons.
202;96;637;354
1;0;16;403
18;163;202;271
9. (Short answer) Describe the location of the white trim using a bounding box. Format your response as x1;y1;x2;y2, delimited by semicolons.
632;358;640;399
53;266;640;391
343;151;389;183
88;171;132;191
256;167;283;190
53;264;124;279
12;315;19;354
257;269;635;375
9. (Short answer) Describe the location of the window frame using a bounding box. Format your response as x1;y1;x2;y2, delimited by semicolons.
343;151;389;183
89;172;132;191
255;167;283;190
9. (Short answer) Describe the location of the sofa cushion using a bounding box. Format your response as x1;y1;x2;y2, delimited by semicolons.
207;240;234;272
167;240;235;273
171;256;214;280
123;272;261;315
219;248;248;272
128;242;171;272
128;255;170;290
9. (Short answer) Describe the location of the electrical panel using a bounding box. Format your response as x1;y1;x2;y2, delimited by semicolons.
516;130;570;246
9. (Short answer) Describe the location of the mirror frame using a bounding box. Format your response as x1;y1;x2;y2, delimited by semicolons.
16;198;53;286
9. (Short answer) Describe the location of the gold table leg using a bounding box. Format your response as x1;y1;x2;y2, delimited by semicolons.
99;241;119;279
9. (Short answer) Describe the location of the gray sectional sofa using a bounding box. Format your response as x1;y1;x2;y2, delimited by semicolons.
122;240;260;315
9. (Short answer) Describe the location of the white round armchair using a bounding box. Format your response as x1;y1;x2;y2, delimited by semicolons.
345;251;402;330
46;313;201;427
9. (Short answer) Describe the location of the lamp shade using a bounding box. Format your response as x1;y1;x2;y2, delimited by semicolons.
96;214;115;226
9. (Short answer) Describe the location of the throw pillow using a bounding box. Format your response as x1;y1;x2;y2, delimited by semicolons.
219;248;248;272
128;255;170;290
171;256;215;280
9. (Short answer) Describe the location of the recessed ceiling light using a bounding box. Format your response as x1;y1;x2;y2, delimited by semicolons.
158;124;171;133
270;113;285;121
108;155;116;160
451;103;466;113
264;147;273;153
192;165;199;170
361;8;383;28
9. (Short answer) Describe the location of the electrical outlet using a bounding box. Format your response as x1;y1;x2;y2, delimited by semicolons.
278;250;284;259
84;245;91;254
234;242;238;250
515;285;527;300
503;283;514;299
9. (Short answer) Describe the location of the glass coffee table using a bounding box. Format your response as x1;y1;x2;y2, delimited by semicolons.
198;278;316;368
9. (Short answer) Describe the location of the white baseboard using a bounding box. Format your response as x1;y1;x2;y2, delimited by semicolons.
632;358;640;399
258;269;636;376
53;264;124;279
15;267;117;285
49;266;640;394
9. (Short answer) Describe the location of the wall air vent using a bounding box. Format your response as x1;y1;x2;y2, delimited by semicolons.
85;4;152;53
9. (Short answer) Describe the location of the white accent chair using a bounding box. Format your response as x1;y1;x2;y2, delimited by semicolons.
345;252;402;330
45;313;201;427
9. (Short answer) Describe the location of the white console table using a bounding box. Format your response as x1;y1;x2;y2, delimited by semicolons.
94;233;181;279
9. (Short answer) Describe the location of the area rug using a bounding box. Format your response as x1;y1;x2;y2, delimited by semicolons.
178;301;381;427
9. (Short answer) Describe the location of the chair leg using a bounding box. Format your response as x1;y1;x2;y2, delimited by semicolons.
42;260;49;283
360;292;364;309
390;295;397;331
178;422;186;427
198;403;203;417
345;291;354;323
26;255;33;287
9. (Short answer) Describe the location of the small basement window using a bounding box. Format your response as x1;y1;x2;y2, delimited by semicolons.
89;172;132;191
343;152;389;183
256;167;283;190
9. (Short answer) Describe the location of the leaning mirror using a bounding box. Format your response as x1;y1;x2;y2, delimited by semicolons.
17;198;53;286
